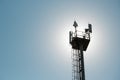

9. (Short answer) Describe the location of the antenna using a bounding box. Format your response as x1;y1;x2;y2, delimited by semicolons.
69;31;73;44
73;21;78;28
88;24;92;33
85;24;92;33
73;21;78;37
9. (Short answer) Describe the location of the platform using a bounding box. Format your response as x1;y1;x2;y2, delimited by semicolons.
70;37;90;51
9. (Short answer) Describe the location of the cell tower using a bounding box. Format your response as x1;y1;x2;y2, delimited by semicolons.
69;21;92;80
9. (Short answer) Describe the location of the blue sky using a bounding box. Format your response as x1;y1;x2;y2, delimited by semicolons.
0;0;120;80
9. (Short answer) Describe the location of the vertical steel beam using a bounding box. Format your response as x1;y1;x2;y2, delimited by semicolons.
80;45;85;80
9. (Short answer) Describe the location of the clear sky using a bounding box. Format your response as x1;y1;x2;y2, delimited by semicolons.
0;0;120;80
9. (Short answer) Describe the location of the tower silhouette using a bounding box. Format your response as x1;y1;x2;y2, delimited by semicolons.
69;21;92;80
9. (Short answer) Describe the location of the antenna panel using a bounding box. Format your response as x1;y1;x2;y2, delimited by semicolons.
88;24;92;33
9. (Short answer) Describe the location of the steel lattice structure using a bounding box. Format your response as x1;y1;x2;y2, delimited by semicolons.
69;21;92;80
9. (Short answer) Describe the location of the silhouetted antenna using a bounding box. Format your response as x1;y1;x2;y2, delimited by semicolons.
69;21;92;80
88;24;92;33
73;21;78;37
73;21;78;28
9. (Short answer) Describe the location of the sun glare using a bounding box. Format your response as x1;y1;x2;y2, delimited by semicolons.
51;14;106;64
